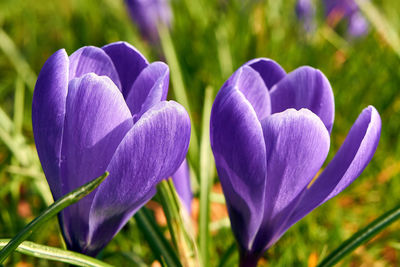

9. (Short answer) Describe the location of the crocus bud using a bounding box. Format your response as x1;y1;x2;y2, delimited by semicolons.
125;0;172;43
32;41;190;256
210;58;381;266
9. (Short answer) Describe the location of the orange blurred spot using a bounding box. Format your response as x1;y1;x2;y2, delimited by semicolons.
334;50;347;69
146;201;167;226
151;260;162;267
16;262;33;267
308;252;318;267
338;196;354;207
191;198;199;236
258;257;268;266
377;159;400;183
47;234;60;247
210;184;228;222
382;245;397;265
18;200;32;218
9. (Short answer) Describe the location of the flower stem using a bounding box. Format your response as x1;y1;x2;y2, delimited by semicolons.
157;180;200;267
239;250;260;267
198;86;215;265
134;208;182;267
158;25;200;175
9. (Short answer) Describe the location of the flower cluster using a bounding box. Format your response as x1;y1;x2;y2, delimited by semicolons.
33;41;381;265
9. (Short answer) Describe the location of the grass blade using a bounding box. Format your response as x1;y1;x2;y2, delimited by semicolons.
356;0;400;59
0;27;37;91
157;180;200;266
159;25;200;174
199;86;215;265
134;208;183;267
0;239;113;267
318;204;400;267
218;242;236;267
13;78;25;136
0;172;109;263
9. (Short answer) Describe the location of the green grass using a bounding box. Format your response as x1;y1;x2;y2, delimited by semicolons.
0;0;400;266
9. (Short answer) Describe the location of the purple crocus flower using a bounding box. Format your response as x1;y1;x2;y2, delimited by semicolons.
210;58;381;266
32;41;190;256
125;0;172;43
172;159;192;213
324;0;369;37
295;0;316;32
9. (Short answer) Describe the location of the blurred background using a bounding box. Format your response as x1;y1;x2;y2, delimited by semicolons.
0;0;399;266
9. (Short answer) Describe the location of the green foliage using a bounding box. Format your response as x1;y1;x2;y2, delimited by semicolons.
0;0;399;266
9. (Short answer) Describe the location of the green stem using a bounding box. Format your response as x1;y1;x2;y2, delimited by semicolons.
157;180;200;266
134;208;182;267
158;25;200;175
0;239;112;267
198;86;215;265
318;204;400;267
0;172;108;263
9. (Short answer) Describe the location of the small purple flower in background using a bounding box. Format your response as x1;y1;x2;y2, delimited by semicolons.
172;159;192;214
210;58;381;266
32;41;190;256
295;0;369;38
125;0;172;43
324;0;369;37
295;0;316;32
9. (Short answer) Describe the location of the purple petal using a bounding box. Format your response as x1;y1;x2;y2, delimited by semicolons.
125;62;169;120
223;66;271;120
245;58;286;89
270;66;335;132
125;0;172;43
348;12;369;37
286;106;381;229
60;73;133;252
69;46;121;90
172;159;192;213
87;100;190;255
251;109;330;252
210;85;267;251
324;0;359;18
102;42;149;97
87;187;156;256
32;49;69;200
296;0;316;32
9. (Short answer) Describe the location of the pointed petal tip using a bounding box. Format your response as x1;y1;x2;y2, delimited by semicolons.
244;57;287;89
101;41;149;96
102;41;148;62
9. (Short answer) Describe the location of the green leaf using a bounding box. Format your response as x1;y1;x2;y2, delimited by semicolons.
134;208;183;267
356;0;400;59
157;180;200;266
198;86;215;265
0;172;109;263
318;204;400;267
0;239;113;267
218;242;236;267
159;25;200;175
0;27;37;91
